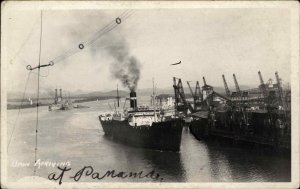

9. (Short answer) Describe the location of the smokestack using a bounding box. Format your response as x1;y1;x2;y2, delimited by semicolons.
130;91;137;110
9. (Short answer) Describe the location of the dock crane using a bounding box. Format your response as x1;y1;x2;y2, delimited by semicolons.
203;77;207;86
233;74;241;96
275;71;286;113
233;73;244;106
186;81;195;97
173;77;194;114
202;76;230;105
232;73;250;127
202;76;214;101
258;71;268;99
187;81;202;111
222;74;231;97
195;81;203;102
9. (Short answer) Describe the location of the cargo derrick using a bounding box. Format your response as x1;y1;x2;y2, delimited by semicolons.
189;72;291;152
258;71;268;108
222;74;233;108
202;77;214;104
188;77;232;141
222;75;231;98
203;74;246;135
173;77;194;115
231;74;249;133
257;71;275;111
201;77;215;129
187;81;202;111
275;72;286;114
274;71;290;139
251;71;290;149
201;77;232;129
201;77;218;120
276;72;291;112
233;74;241;106
199;76;232;109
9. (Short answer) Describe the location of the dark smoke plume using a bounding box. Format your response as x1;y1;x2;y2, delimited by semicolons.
105;39;141;92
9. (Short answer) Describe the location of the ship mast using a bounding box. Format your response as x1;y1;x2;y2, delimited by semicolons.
116;84;120;107
24;10;53;174
152;78;157;122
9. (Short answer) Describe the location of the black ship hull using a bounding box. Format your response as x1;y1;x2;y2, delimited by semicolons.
99;118;183;152
189;118;209;140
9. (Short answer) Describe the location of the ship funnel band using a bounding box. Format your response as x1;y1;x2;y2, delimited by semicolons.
130;91;137;109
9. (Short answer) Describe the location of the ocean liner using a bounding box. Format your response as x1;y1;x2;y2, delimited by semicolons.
99;91;183;152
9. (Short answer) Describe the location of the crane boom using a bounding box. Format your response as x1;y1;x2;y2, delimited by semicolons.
173;77;194;114
195;81;202;102
187;81;202;111
203;77;207;86
258;71;264;86
222;74;231;97
186;81;195;97
258;71;267;98
275;71;285;111
233;74;241;95
213;91;231;101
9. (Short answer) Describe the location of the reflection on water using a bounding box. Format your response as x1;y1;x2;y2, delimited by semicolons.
205;141;291;182
103;136;186;182
7;97;290;183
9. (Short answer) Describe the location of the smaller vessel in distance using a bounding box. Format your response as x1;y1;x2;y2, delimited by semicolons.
48;88;73;111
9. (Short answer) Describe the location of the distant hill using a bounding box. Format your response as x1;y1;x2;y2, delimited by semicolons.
7;90;127;100
136;86;227;96
8;84;254;100
76;90;128;98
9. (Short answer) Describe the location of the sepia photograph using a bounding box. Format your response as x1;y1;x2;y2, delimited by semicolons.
1;1;299;188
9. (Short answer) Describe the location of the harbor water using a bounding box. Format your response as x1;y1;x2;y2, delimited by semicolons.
7;97;291;183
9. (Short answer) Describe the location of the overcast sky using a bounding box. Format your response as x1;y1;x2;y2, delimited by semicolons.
5;8;291;93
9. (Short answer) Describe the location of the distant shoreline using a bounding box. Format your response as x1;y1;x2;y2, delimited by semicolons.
7;96;121;110
7;103;50;110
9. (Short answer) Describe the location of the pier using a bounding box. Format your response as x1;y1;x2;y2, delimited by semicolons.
173;71;291;152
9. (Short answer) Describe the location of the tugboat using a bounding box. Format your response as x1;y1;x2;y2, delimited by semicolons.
99;90;183;152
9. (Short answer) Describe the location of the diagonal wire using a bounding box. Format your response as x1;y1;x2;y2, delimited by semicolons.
50;10;135;64
7;71;32;152
9;16;40;65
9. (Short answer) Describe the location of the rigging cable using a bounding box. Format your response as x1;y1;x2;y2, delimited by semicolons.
9;17;40;65
49;10;134;65
31;66;50;77
34;10;43;175
7;71;32;152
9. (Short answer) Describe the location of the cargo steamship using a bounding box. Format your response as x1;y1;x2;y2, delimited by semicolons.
99;91;183;152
